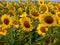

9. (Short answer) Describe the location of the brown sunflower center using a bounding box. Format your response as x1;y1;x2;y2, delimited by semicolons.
4;18;9;25
40;1;43;4
24;21;30;28
44;16;54;24
13;20;18;25
40;27;46;33
57;13;60;17
31;11;39;17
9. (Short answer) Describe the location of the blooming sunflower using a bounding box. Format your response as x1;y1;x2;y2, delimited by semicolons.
8;10;15;16
1;14;12;28
39;4;48;13
0;3;3;7
12;17;19;28
26;0;28;4
58;3;60;8
37;24;48;37
39;12;57;26
19;17;33;32
20;12;27;17
56;11;60;19
38;0;44;5
51;6;58;12
18;7;23;12
0;26;7;36
6;2;15;11
47;1;53;8
30;9;40;19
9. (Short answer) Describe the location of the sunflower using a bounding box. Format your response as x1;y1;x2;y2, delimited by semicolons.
18;7;23;12
0;26;7;36
47;1;53;8
56;11;60;19
38;0;44;5
30;9;40;19
8;10;15;16
13;2;19;6
58;3;60;8
39;4;48;13
37;24;48;37
19;17;33;32
20;12;27;17
51;6;58;12
0;3;3;7
6;2;15;11
39;12;57;26
12;17;19;28
1;14;12;28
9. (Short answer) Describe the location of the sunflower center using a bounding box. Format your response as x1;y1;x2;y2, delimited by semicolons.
40;27;46;33
13;20;18;25
44;16;54;24
31;11;39;17
4;18;9;25
40;1;43;4
24;21;30;28
57;13;60;17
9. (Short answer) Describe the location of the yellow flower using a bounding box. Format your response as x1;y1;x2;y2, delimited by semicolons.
53;38;58;44
0;26;7;36
56;11;60;19
38;0;44;5
12;17;19;28
18;7;23;12
8;10;15;16
19;17;33;32
6;2;15;11
30;9;40;19
0;3;3;7
37;24;48;37
51;6;58;12
47;1;53;8
13;2;19;6
1;14;12;28
39;4;48;13
58;3;60;8
39;12;57;26
20;12;27;17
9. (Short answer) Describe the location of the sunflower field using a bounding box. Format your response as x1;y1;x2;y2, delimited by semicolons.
0;0;60;45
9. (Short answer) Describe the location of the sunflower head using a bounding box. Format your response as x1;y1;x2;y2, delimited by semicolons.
39;4;48;13
20;12;27;17
37;24;48;37
12;17;19;28
6;2;15;11
20;17;33;32
0;3;3;7
51;6;58;12
0;26;7;36
18;7;23;12
56;12;60;19
1;14;12;28
30;9;39;19
39;12;57;26
38;0;44;5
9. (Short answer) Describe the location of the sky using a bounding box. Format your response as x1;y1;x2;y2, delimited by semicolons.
0;0;60;2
